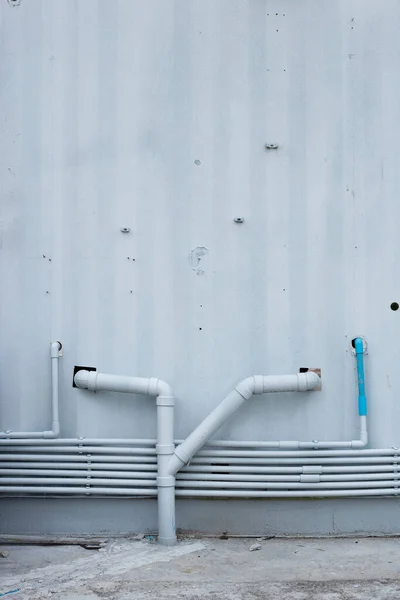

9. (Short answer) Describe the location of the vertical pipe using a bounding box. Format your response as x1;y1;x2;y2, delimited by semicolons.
156;387;176;546
49;342;61;437
0;341;61;439
354;338;367;417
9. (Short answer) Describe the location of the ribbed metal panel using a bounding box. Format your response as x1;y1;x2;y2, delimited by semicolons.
1;0;399;447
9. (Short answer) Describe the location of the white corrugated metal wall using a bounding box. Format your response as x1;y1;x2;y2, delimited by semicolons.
1;0;400;533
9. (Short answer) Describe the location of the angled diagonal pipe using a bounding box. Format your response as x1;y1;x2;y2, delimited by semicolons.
167;373;320;478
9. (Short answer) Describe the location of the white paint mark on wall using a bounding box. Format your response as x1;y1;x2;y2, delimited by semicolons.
189;246;209;275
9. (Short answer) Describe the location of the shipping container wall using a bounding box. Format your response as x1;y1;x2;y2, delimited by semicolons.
1;0;400;534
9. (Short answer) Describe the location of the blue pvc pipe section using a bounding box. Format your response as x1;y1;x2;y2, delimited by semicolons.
354;338;367;416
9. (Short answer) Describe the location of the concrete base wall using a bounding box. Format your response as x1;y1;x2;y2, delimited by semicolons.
2;498;400;537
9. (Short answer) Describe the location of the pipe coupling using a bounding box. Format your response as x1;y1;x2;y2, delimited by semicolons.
149;378;173;398
297;371;321;391
157;475;175;488
172;446;192;466
50;341;62;358
156;444;175;455
43;429;58;439
74;370;98;391
235;377;255;400
156;396;175;407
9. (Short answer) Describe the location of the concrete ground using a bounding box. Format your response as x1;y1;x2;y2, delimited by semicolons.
1;536;400;599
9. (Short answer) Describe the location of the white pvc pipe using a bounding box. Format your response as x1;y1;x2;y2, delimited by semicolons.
0;461;158;470
1;486;399;498
0;469;157;478
0;434;369;447
74;371;153;395
173;480;398;490
156;390;176;546
192;417;367;450
2;453;399;466
188;456;399;465
193;448;397;458
2;462;378;475
3;460;393;474
0;486;157;496
0;438;157;446
0;342;61;440
176;473;398;482
182;464;398;474
2;471;395;484
1;479;397;490
0;477;156;486
0;356;380;543
176;488;400;498
2;446;397;457
0;454;157;463
168;373;321;476
1;446;157;455
73;370;176;546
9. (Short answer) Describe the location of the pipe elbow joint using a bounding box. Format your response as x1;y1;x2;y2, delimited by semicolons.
148;378;173;400
298;371;321;391
51;422;60;437
235;377;256;399
74;370;98;391
50;341;62;358
167;450;187;476
354;337;365;355
43;425;59;439
157;380;172;397
351;435;368;449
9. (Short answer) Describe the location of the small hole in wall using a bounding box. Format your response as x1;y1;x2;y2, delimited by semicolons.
198;327;203;331
391;302;399;311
